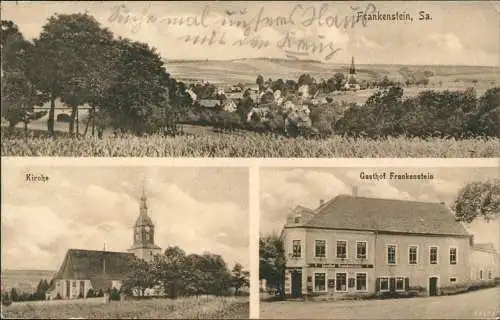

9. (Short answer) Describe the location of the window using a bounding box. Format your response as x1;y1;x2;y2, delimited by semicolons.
336;273;347;292
356;273;367;291
449;248;457;265
387;245;397;264
135;233;140;241
395;277;405;291
488;271;492;280
145;233;150;241
314;273;326;292
336;240;347;259
480;270;483;280
294;217;300;223
450;277;457;283
72;281;76;288
430;246;438;264
409;246;418;264
356;241;367;259
315;240;326;258
292;240;301;257
380;277;389;292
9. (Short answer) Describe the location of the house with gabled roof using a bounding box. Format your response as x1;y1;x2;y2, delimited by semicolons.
470;243;498;281
46;187;162;300
281;188;473;299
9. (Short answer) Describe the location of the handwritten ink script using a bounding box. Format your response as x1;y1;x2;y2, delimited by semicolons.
107;3;385;61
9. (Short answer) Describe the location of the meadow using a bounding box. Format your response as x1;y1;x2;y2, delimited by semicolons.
1;295;249;319
2;131;499;157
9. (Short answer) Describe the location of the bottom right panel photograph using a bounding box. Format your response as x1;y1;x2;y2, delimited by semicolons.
259;166;499;320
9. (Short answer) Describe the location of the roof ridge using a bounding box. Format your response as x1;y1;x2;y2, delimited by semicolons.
304;195;469;236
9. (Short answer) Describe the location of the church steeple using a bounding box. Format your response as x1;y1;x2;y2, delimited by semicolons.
140;183;148;214
349;56;356;75
128;180;162;261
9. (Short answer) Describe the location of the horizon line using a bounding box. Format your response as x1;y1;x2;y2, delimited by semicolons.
163;57;499;68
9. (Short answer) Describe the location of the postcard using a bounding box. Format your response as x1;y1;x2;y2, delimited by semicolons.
1;1;499;157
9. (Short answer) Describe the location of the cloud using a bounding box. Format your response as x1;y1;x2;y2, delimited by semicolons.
2;170;249;271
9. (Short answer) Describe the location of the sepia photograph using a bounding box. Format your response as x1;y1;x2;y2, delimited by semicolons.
259;166;499;319
1;165;250;319
1;1;499;157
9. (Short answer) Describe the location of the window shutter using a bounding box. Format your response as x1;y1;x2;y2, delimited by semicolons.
405;277;410;291
389;278;396;292
375;278;380;292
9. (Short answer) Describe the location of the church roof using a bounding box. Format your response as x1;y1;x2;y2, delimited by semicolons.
135;213;154;227
296;195;471;237
52;249;135;290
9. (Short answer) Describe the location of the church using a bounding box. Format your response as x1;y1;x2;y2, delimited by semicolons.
46;187;162;300
344;56;361;91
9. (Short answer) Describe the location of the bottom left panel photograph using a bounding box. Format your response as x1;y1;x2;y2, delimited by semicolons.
1;164;250;319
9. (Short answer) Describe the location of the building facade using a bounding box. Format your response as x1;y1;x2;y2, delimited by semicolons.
47;187;162;299
470;243;498;281
281;194;473;299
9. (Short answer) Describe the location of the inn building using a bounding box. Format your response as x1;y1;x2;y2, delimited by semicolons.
46;188;162;300
281;190;475;299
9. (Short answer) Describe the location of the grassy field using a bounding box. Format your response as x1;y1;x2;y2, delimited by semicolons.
2;295;249;319
2;132;499;157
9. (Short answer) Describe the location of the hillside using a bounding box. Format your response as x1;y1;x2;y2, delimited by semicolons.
1;269;56;293
165;58;499;88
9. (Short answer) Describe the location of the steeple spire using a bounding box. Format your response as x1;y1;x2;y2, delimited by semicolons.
349;56;356;75
140;179;148;213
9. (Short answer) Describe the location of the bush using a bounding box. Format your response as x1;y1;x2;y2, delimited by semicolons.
77;292;84;299
86;288;95;298
110;288;121;301
1;293;12;307
54;293;62;300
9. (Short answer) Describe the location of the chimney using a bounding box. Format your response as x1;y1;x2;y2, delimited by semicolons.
352;185;358;197
319;199;325;206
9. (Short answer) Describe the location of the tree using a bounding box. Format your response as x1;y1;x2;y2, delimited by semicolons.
469;87;500;137
153;246;187;298
259;233;286;299
53;14;115;136
10;288;19;302
1;20;47;133
26;13;112;135
231;263;249;295
298;73;314;87
123;258;156;296
453;179;500;223
97;38;172;135
333;72;345;91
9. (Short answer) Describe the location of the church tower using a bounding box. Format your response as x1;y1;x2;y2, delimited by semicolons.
349;56;356;75
128;184;162;262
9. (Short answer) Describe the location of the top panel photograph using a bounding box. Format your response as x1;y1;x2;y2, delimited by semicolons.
1;1;499;158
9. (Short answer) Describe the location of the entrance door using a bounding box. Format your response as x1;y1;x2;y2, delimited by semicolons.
66;280;70;298
429;277;438;296
80;281;85;297
291;270;302;298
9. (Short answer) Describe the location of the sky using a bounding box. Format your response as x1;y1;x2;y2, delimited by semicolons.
1;166;249;271
260;167;500;251
2;1;499;66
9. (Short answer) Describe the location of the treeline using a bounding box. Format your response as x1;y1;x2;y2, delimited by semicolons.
336;87;500;138
122;246;249;299
1;16;192;137
1;279;52;306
